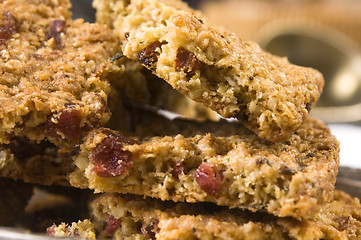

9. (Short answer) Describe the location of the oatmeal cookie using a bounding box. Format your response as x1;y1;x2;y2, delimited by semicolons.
70;117;339;220
51;190;361;239
94;0;324;142
0;0;123;150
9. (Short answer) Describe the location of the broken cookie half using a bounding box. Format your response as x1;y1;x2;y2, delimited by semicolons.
70;113;339;220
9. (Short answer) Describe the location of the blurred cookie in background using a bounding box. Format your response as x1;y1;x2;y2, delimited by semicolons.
200;0;361;45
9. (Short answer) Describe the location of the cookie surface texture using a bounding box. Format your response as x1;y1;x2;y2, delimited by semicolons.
0;0;123;149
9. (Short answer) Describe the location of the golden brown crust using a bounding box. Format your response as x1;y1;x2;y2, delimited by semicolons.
94;0;324;142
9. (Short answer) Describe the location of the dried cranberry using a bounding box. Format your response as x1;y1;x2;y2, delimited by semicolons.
141;220;159;240
105;215;122;235
171;161;184;179
175;47;204;79
46;225;56;236
0;11;16;44
137;41;166;69
48;19;66;49
195;163;223;195
90;132;136;177
47;108;82;143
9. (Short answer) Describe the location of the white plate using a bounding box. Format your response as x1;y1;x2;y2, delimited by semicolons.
329;123;361;168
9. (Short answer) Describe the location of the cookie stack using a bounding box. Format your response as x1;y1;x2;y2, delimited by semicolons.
0;0;360;239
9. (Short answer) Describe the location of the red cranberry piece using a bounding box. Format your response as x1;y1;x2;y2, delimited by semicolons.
0;11;16;44
195;163;223;195
105;215;122;235
47;108;82;143
46;225;56;236
48;19;66;49
90;133;136;177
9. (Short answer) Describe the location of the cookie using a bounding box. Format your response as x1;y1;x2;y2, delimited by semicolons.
70;115;339;220
50;190;361;240
47;220;96;240
94;0;324;142
0;0;124;150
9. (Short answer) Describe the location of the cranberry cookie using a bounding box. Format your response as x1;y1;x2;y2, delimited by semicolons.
70;116;339;220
